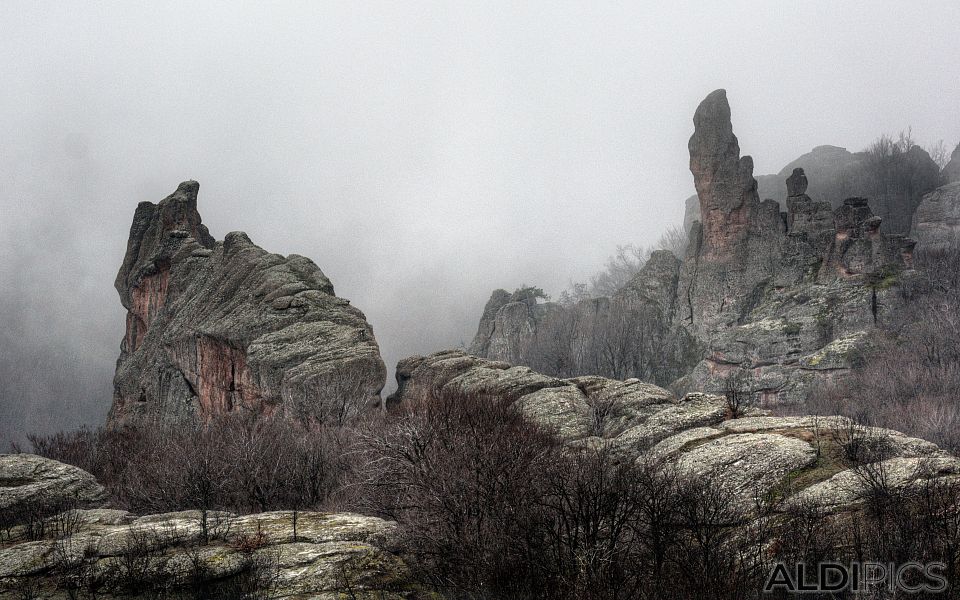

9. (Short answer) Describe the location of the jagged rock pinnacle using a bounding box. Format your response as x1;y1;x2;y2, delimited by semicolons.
688;89;760;259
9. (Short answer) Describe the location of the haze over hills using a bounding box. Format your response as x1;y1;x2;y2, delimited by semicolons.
2;2;960;445
4;87;960;599
3;5;960;595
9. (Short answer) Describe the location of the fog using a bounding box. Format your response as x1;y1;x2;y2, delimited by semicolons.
1;1;958;443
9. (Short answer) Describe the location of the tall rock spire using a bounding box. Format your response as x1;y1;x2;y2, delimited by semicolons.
688;89;761;259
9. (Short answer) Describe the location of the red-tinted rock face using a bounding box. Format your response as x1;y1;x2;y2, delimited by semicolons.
125;268;169;352
192;337;265;420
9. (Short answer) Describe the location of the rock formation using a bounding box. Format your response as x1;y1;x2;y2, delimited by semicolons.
0;455;416;599
0;454;108;516
675;93;916;403
468;288;560;365
746;143;940;235
943;142;960;184
469;90;918;406
783;168;833;249
682;193;699;233
469;252;698;388
389;351;960;513
911;181;960;250
110;181;386;426
757;145;861;208
687;89;763;259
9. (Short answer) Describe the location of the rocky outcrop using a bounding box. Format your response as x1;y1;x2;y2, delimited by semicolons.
784;168;834;251
468;90;919;407
389;350;683;442
0;456;417;599
751;144;941;235
110;182;386;426
677;91;914;404
757;145;861;208
682;193;699;234
943;142;960;184
468;252;698;388
0;455;107;517
388;352;960;513
819;197;916;281
468;288;559;365
911;182;960;250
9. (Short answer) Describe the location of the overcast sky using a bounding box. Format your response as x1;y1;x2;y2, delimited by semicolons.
1;1;958;442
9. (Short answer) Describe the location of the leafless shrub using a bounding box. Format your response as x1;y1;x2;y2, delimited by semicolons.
355;389;562;594
0;489;82;542
29;414;349;518
49;535;100;597
721;369;754;419
562;229;689;305
655;225;689;257
928;139;950;171
524;298;689;386
230;522;268;555
179;542;281;600
99;526;172;595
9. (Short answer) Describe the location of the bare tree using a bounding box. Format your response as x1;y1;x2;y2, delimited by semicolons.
655;225;689;257
928;139;949;171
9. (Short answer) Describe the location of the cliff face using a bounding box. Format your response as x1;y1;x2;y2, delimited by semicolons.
110;182;386;426
673;92;919;404
469;90;918;406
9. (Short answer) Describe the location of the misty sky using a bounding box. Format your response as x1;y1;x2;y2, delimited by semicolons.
2;1;958;442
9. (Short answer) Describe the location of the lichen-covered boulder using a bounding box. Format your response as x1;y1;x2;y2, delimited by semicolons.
0;456;420;599
0;454;107;514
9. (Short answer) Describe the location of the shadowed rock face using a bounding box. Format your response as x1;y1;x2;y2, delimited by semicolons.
110;182;386;426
